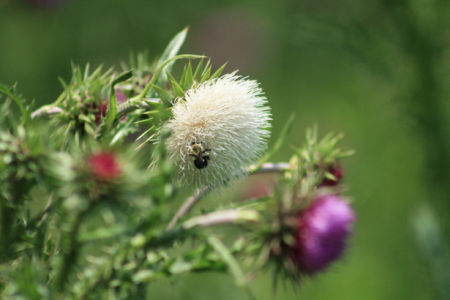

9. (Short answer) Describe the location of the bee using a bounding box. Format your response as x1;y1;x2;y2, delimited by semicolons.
188;142;210;169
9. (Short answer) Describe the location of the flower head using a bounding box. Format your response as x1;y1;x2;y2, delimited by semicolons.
291;194;355;275
167;74;271;187
87;151;122;181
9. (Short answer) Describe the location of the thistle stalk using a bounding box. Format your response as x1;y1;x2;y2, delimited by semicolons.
168;162;289;230
183;208;260;229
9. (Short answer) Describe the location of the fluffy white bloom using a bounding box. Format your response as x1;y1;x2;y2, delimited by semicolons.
167;73;271;187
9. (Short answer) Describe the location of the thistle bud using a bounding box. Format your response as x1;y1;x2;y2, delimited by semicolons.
319;163;344;187
166;74;271;187
291;195;355;275
87;151;122;181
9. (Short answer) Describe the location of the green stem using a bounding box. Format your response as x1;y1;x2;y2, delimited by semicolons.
79;226;191;298
30;105;63;119
250;162;290;175
0;199;15;261
166;187;209;230
56;204;94;292
116;97;160;119
183;209;260;229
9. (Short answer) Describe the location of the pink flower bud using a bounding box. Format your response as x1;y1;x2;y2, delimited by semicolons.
87;152;122;181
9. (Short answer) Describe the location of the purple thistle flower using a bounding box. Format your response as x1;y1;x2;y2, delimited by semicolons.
291;194;355;275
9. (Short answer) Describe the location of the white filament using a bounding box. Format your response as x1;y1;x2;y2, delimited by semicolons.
167;73;271;187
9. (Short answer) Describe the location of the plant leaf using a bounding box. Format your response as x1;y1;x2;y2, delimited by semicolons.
157;27;189;86
0;84;30;124
252;113;295;171
104;70;133;129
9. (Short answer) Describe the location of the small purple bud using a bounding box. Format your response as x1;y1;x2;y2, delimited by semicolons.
319;164;344;187
115;90;127;104
291;195;355;275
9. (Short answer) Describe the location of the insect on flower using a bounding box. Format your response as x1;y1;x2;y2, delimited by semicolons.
188;142;211;169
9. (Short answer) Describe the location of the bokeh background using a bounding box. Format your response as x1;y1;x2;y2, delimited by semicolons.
1;0;449;299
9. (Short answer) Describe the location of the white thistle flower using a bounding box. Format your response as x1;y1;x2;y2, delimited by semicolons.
167;73;271;187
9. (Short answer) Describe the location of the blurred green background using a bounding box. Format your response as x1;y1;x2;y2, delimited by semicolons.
1;0;449;299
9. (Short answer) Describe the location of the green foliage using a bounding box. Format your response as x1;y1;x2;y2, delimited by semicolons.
0;30;353;299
